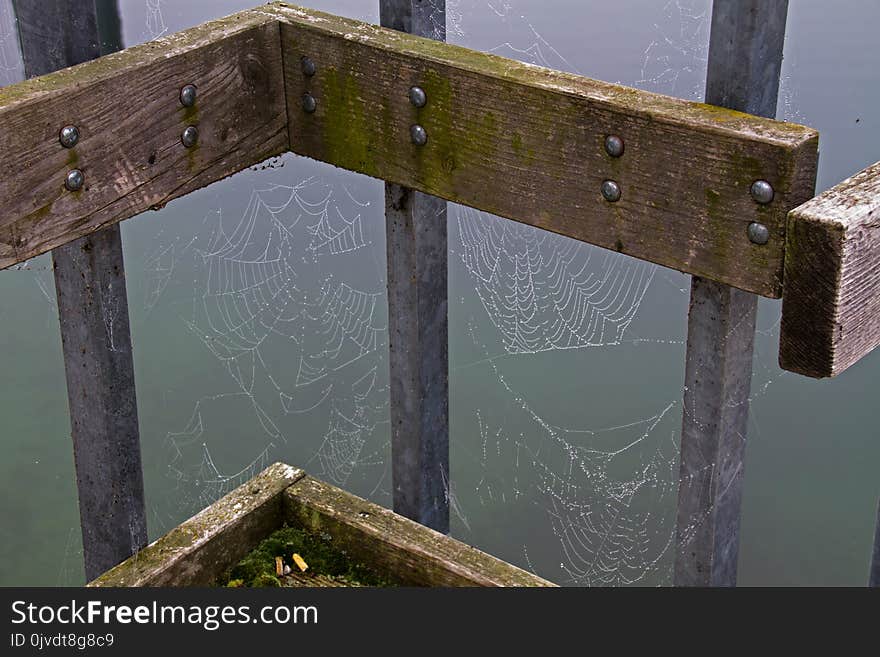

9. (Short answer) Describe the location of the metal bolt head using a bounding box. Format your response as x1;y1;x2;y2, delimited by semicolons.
65;169;84;192
604;134;624;158
409;86;427;108
750;179;774;204
302;93;317;113
410;124;428;146
301;56;316;77
601;179;621;202
179;84;197;107
747;222;770;245
59;125;79;149
181;126;199;148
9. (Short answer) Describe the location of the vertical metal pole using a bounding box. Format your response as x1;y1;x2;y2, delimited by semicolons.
13;0;147;581
380;0;449;533
673;0;789;587
870;497;880;587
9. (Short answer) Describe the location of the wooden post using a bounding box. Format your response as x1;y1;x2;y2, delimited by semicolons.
673;0;789;586
12;0;147;581
380;0;450;533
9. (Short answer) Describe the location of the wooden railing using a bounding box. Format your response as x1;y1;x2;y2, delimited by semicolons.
1;0;878;586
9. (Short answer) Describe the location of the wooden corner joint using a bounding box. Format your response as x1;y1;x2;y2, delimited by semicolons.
1;2;818;300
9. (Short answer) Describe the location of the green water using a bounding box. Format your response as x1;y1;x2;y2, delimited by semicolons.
0;0;878;586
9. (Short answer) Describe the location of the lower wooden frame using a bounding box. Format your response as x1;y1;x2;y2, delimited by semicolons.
88;462;554;587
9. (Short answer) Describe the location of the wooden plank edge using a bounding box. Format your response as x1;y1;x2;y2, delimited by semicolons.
260;2;816;150
0;8;275;109
88;462;305;587
283;475;556;587
780;160;880;377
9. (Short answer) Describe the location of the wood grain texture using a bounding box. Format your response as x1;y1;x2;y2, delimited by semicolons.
267;2;817;297
88;463;305;587
0;9;287;269
284;476;555;586
13;0;148;583
780;160;880;377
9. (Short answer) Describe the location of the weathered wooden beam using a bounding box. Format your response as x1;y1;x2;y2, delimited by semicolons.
283;475;555;586
89;463;305;586
0;7;288;269
12;0;147;582
379;0;450;534
0;1;818;294
870;497;880;587
269;1;817;297
674;0;789;587
780;160;880;378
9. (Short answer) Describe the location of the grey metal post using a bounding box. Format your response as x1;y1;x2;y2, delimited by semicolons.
380;0;449;533
13;0;147;581
870;497;880;587
673;0;789;586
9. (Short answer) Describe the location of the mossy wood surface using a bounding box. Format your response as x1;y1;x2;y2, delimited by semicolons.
0;2;819;295
0;9;287;269
88;463;554;587
780;159;880;377
268;2;817;297
88;463;305;586
284;475;555;586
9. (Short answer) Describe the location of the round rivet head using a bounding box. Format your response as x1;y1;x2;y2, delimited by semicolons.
179;84;197;107
409;86;427;108
750;179;774;204
302;93;317;113
410;124;427;146
604;134;624;158
65;169;84;192
601;179;621;202
747;222;770;245
181;126;198;148
59;125;79;149
301;56;316;77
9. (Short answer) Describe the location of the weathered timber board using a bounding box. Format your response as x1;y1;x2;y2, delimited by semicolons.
780;160;880;377
0;9;287;269
283;475;555;587
282;571;352;587
88;463;305;587
266;2;817;297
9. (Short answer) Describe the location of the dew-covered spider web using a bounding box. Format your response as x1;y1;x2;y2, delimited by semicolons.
0;0;801;586
126;0;795;588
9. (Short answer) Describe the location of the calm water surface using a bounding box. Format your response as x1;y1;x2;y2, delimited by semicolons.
0;0;878;586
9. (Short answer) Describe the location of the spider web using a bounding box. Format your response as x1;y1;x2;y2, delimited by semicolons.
9;0;789;586
152;172;390;513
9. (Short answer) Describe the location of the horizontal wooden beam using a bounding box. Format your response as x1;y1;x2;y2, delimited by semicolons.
89;463;305;587
780;160;880;377
267;2;818;297
0;2;819;297
0;8;288;269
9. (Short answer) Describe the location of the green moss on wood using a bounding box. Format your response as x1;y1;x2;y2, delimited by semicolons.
320;66;374;174
220;525;392;587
